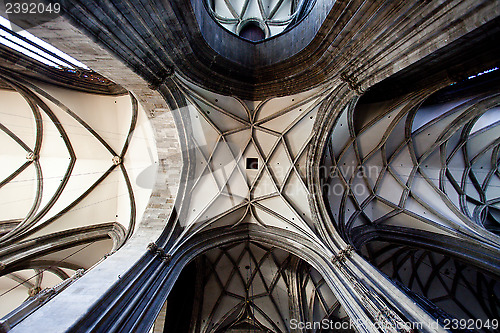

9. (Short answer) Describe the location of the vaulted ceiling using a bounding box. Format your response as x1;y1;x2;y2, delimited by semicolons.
0;0;499;332
0;68;157;318
57;0;500;98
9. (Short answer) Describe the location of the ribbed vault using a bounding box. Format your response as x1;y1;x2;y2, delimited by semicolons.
361;241;500;324
323;71;500;247
160;241;352;333
0;69;157;319
205;0;315;40
169;75;333;241
138;75;436;333
321;68;500;325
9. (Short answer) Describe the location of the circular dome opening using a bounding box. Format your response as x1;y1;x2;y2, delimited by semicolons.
203;0;320;42
238;21;266;42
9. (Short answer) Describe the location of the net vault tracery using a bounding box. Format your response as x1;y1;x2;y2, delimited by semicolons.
322;70;500;327
0;70;156;320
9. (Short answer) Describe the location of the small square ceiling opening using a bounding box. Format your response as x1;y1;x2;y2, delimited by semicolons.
246;157;258;170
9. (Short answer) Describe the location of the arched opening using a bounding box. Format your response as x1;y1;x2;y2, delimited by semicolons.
238;22;266;42
152;241;353;332
320;57;500;329
360;241;500;325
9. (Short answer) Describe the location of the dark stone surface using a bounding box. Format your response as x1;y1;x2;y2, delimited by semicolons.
56;0;500;100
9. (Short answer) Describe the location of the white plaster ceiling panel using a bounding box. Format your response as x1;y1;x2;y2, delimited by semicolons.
0;269;75;317
419;149;442;188
28;172;125;237
471;107;500;135
0;91;36;148
378;173;404;206
389;146;413;184
36;84;135;154
37;239;114;270
173;76;336;244
1;133;27;180
468;125;500;160
357;109;398;159
329;104;352;159
411;98;466;132
384;113;408;159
